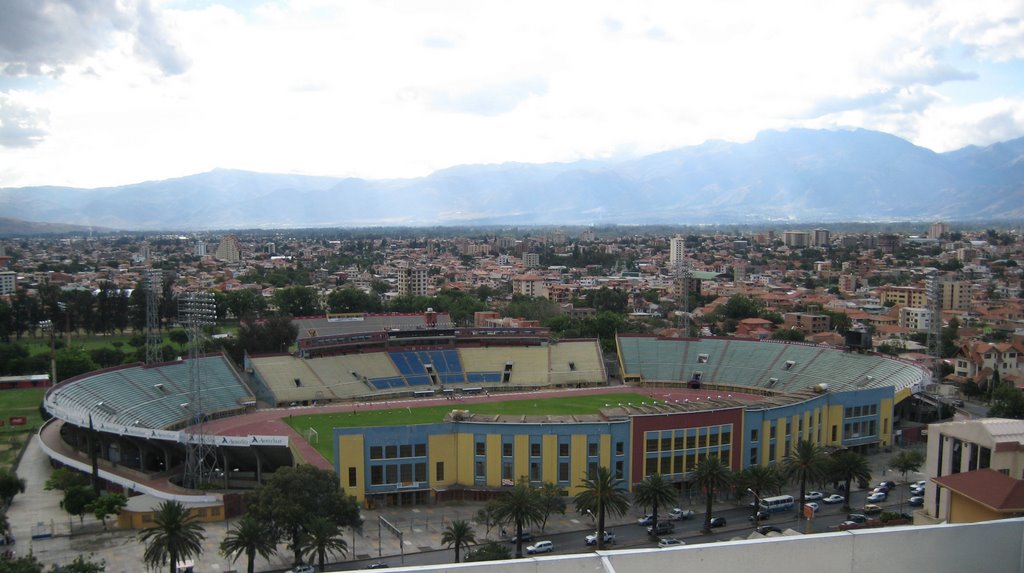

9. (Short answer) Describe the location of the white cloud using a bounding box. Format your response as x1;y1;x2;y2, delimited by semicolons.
0;0;1021;188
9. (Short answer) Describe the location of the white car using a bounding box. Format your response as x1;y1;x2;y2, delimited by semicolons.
805;491;824;501
658;537;685;547
668;508;695;520
585;531;615;546
913;480;927;489
804;502;820;513
866;492;887;503
823;494;845;504
527;540;554;554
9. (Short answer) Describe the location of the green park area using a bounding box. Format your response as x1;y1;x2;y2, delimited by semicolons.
284;392;652;463
0;387;48;471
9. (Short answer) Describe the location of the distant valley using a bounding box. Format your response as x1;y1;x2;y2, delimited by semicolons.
1;128;1022;231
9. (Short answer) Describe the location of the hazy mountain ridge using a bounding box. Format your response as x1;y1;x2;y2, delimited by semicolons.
2;128;1023;230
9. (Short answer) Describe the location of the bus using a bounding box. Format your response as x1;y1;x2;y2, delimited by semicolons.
759;495;795;513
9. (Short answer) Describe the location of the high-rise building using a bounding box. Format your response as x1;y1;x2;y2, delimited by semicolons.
523;253;540;268
669;235;687;266
813;228;830;247
941;280;973;310
783;231;811;248
0;271;16;295
215;235;242;262
194;241;207;257
928;222;950;240
398;266;429;297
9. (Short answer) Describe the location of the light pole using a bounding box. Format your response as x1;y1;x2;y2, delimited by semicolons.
57;301;70;346
39;320;56;385
747;488;762;530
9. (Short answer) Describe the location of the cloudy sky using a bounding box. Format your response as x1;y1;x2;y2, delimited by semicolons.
1;0;1022;189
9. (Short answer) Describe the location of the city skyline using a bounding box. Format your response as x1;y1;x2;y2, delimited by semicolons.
1;1;1023;189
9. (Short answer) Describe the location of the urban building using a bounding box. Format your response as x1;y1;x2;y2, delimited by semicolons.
669;235;687;266
813;228;831;247
0;270;15;295
783;231;811;248
929;222;951;240
214;234;242;262
783;312;831;335
397;266;429;297
899;307;934;332
523;252;540;268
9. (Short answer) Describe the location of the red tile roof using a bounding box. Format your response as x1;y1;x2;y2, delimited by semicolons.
933;468;1024;512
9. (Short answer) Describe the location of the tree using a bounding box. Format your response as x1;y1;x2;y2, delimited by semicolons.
63;485;99;525
693;456;733;533
474;502;500;539
47;555;106;573
220;515;278;573
0;469;26;506
537;482;566;532
326;288;382;313
441;519;477;563
633;474;678;534
137;500;206;573
573;467;630;550
738;465;783;520
0;554;43;573
783;439;828;516
225;289;268;320
989;385;1024;418
272;286;321;317
86;493;127;530
491;478;544;558
464;541;511;562
890;450;925;512
830;451;872;511
770;328;806;342
245;465;363;566
299;516;349;572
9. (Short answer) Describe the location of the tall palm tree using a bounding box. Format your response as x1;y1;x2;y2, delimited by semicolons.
693;456;733;534
633;473;678;533
220;515;278;573
441;519;477;563
492;478;544;558
138;500;206;573
739;464;782;521
783;439;828;516
573;466;630;550
831;451;872;511
300;516;348;572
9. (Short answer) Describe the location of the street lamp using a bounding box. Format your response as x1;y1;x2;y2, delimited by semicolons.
747;488;763;529
39;319;56;385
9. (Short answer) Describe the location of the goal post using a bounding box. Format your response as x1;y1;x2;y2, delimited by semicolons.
305;427;319;444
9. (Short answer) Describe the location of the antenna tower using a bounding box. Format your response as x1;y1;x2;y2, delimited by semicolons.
145;270;163;365
179;291;218;489
925;272;944;388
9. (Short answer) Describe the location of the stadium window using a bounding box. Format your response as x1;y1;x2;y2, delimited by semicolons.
559;443;570;457
647;437;659;452
686;433;697;450
476;442;486;456
370;446;383;460
645;457;657;475
615;461;624;479
400;444;412;458
750;429;758;441
385;465;398;484
530;462;541;481
371;466;383;485
686;453;696;470
415;463;426;482
348;467;357;487
531;443;541;457
660;456;671;474
436;461;445;481
400;464;413;483
616;441;624;455
415;443;426;457
769;424;776;440
475;461;486;479
831;426;837;441
720;428;731;445
559;462;570;482
588;462;600;479
588;441;599;457
673;455;683;474
385;445;398;459
749;448;758;466
503;443;513;457
502;462;513;480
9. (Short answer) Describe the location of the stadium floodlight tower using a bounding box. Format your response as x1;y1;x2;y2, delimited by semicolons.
145;269;163;365
925;271;944;390
674;255;693;335
178;291;218;489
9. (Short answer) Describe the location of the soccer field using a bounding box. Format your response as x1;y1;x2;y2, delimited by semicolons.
0;387;48;470
284;392;652;463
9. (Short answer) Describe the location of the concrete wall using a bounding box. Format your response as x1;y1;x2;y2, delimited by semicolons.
388;519;1024;573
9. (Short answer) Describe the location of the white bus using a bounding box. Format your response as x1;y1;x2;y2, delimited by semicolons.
759;495;795;513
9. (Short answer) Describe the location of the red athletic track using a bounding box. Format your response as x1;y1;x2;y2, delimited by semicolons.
197;385;767;470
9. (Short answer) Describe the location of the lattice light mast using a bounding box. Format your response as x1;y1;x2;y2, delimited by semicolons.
675;256;693;335
179;291;218;489
925;272;944;389
145;270;163;365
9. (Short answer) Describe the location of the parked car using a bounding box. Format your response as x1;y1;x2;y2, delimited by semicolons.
879;481;896;489
823;494;845;504
804;502;820;513
709;517;727;528
913;480;927;489
526;540;553;555
748;511;770;522
910;486;925;496
863;504;883;515
508;532;535;544
647;521;675;536
668;508;695;520
291;566;315;573
872;485;891;495
658;537;685;547
953;399;965;407
866;492;887;503
846;513;868;523
805;491;824;501
585;531;616;546
756;525;783;535
909;496;925;507
637;515;655;526
367;564;389;570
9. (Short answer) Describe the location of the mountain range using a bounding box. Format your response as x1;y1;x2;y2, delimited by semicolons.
2;128;1022;231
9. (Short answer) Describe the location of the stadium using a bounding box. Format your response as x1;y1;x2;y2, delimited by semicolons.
38;310;928;517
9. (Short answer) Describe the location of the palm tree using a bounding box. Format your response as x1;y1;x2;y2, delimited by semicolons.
831;450;872;511
491;477;544;558
441;519;477;563
693;456;733;534
300;516;349;572
573;466;630;550
138;500;206;573
633;474;678;533
783;439;828;516
739;465;782;521
220;515;278;573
